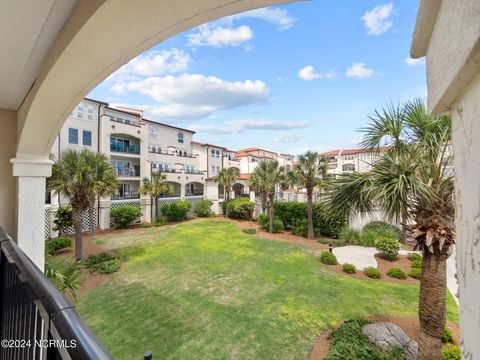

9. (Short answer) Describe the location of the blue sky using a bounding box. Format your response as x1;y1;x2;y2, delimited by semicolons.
88;0;425;154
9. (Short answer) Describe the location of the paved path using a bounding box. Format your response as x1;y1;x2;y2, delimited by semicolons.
332;246;459;304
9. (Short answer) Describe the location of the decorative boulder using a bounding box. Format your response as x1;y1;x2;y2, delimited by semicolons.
362;322;418;360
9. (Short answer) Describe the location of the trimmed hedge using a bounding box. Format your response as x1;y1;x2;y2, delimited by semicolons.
320;251;337;265
45;236;72;255
363;221;403;242
242;228;257;234
375;236;400;261
409;268;421;280
273;202;347;238
224;198;255;220
407;253;422;262
257;214;284;233
363;267;382;279
161;201;191;221
342;263;356;274
386;268;407;279
110;205;141;228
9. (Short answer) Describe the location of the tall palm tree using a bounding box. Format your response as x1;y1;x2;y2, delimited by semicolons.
83;151;117;236
290;151;325;239
251;160;286;232
48;149;117;260
217;167;239;201
139;171;172;219
327;99;454;360
248;170;268;214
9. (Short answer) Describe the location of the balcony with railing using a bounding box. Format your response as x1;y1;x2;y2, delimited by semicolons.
0;227;112;359
113;167;140;177
110;143;140;154
111;192;140;200
148;146;197;159
109;115;142;127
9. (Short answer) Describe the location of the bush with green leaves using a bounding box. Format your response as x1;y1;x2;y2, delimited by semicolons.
292;219;308;237
411;258;423;269
242;228;256;235
324;319;404;360
363;267;382;279
194;199;214;217
45;236;72;255
110;205;141;228
258;215;284;233
224;198;255;220
45;256;83;300
407;252;422;262
257;214;269;227
375;236;400;260
363;221;403;242
339;227;362;244
154;216;168;226
320;251;337;265
141;223;153;228
52;206;73;235
442;328;456;344
409;268;421;280
85;252;121;274
386;268;407;279
442;344;461;360
161;201;191;221
342;263;356;274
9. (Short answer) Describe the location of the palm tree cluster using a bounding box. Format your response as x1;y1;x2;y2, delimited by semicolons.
217;167;240;201
327;99;454;359
48;149;117;260
139;171;172;219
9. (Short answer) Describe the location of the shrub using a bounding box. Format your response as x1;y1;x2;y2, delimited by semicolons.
363;221;403;242
442;328;456;344
242;228;257;234
154;216;168;226
85;252;121;274
407;252;422;262
225;198;255;220
375;236;400;260
359;230;380;247
257;214;269;228
271;218;284;233
45;256;82;300
141;223;153;228
442;344;461;360
292;219;308;237
45;236;72;255
52;206;73;235
110;205;141;228
339;227;362;244
363;267;382;279
325;319;404;360
258;215;284;233
342;263;356;274
161;201;191;221
409;268;422;280
320;251;337;265
194;199;214;217
386;268;407;279
411;258;423;269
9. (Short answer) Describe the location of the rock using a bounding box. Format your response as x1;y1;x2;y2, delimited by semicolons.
362;322;418;360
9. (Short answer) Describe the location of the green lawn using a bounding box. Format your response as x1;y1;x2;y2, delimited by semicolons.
78;219;458;360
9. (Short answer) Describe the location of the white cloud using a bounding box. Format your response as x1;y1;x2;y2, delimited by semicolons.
345;63;375;79
114;74;269;120
405;57;426;66
229;7;296;30
298;66;336;81
187;24;253;47
273;133;302;143
189;118;310;135
362;3;394;36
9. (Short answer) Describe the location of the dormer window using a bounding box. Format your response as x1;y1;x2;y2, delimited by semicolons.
177;132;184;143
149;125;157;138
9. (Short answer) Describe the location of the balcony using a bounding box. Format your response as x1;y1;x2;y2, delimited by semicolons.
0;227;112;359
110;143;140;154
111;192;140;200
157;168;181;174
148;147;197;158
185;169;205;175
110;115;141;127
114;167;140;177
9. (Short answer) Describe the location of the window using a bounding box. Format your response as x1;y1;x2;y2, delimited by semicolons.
211;165;216;174
87;107;94;121
211;149;215;157
82;130;92;146
149;125;157;138
77;105;84;119
68;128;78;144
177;132;184;143
342;164;355;172
216;150;220;158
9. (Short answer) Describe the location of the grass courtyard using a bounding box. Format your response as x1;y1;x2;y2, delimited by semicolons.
78;219;458;359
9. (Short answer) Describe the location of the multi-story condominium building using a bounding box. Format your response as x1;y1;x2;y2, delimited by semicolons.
45;98;295;237
319;147;390;175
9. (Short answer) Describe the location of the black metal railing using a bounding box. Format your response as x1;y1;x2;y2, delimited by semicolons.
0;227;112;360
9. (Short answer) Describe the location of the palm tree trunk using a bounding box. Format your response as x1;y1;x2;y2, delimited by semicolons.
88;199;96;236
268;193;274;233
155;196;159;219
261;194;267;214
417;249;447;360
73;208;84;260
307;187;314;240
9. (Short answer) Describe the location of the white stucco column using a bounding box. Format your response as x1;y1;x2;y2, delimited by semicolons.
98;198;111;230
11;156;54;271
141;197;152;223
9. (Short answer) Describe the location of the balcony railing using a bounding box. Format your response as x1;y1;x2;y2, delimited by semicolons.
184;169;205;175
156;168;180;174
110;143;140;154
0;227;112;359
114;167;140;177
111;193;140;200
148;148;197;158
110;115;141;127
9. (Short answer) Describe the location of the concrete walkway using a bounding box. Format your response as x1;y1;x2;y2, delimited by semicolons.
332;245;459;304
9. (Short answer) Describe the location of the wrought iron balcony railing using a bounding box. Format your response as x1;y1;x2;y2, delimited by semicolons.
0;227;112;360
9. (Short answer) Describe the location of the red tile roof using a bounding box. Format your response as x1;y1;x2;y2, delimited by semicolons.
319;146;391;156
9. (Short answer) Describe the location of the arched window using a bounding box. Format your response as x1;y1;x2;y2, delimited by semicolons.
216;150;220;158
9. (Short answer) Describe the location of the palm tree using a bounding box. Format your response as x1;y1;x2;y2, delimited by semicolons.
248;170;268;214
327;99;454;359
217;167;239;201
251;160;286;232
82;151;117;236
48;149;117;260
289;151;325;239
139;171;172;219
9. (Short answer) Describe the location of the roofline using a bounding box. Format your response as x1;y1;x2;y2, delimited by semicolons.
410;0;442;58
84;97;109;106
105;106;143;117
141;118;195;134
